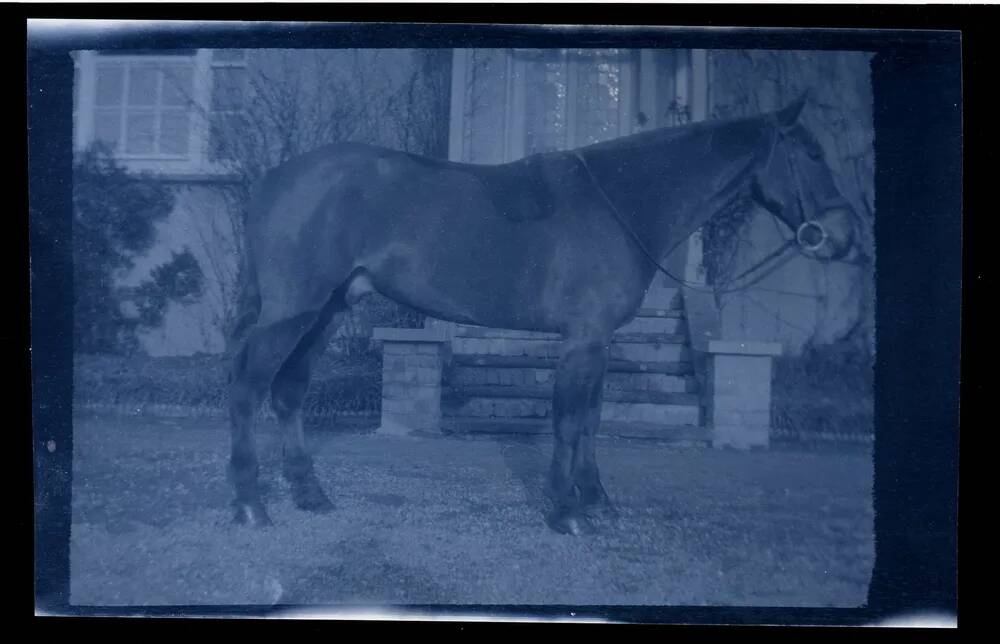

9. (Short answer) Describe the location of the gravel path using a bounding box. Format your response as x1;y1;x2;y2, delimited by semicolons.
69;413;874;608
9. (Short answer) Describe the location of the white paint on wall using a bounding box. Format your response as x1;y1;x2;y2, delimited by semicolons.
120;184;238;356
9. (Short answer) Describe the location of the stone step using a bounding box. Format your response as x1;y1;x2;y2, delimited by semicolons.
451;337;690;363
448;364;695;393
453;326;559;340
443;395;701;426
451;353;695;375
447;384;699;406
452;306;687;341
634;307;686;318
640;286;682;311
617;315;685;335
453;326;688;345
613;333;687;344
441;417;711;443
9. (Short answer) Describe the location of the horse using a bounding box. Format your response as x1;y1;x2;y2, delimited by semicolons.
226;96;863;535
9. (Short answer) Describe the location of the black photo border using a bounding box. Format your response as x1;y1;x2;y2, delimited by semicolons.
25;2;966;627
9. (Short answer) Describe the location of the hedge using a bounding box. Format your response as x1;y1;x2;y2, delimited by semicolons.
73;350;382;423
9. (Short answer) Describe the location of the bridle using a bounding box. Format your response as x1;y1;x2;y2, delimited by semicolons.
760;127;835;254
572;126;841;295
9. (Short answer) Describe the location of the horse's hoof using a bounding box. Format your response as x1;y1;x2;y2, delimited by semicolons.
546;510;594;536
233;501;273;527
292;484;335;513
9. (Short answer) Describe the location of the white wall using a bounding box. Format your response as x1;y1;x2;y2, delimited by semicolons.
118;183;237;356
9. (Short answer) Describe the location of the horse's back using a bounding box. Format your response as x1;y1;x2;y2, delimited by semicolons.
243;141;644;332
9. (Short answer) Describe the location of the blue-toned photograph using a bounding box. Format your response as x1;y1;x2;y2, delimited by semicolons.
60;37;880;608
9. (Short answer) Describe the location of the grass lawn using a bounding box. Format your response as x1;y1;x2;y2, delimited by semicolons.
69;412;874;609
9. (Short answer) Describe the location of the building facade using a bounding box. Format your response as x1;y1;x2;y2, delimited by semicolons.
73;47;872;357
72;48;429;356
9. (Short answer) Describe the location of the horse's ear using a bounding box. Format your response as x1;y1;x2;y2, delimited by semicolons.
775;92;810;128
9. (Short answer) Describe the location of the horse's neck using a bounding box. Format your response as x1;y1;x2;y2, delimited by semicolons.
584;119;772;258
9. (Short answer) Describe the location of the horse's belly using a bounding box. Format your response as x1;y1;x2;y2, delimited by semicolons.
370;247;561;332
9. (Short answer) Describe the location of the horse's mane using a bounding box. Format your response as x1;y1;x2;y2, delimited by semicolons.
577;110;777;157
387;110;785;224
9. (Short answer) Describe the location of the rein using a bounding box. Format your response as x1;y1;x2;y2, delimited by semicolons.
571;141;803;295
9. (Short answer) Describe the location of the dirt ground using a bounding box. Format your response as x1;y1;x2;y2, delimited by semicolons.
69;412;874;608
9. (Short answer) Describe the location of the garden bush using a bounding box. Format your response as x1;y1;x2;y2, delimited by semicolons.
73;144;204;354
74;349;382;422
771;338;874;441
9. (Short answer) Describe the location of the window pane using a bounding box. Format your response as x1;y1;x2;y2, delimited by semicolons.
575;54;622;147
95;65;124;106
524;55;568;155
212;67;247;111
125;112;156;154
161;65;194;107
127;65;159;106
159;111;190;155
209;112;245;161
94;110;122;151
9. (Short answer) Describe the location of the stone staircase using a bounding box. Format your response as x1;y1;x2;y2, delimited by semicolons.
440;288;712;443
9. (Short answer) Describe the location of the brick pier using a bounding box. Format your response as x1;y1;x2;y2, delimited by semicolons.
704;340;783;449
372;327;450;436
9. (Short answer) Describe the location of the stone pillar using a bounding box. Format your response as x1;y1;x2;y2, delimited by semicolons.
705;340;783;449
372;327;449;436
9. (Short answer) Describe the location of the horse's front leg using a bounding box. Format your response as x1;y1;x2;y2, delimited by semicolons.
545;337;610;535
574;395;619;523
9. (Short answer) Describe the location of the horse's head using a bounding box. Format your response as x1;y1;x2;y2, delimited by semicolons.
750;96;862;263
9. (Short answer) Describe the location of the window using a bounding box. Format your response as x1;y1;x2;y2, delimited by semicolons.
92;58;195;158
450;48;637;164
208;50;248;163
520;48;634;155
74;49;249;174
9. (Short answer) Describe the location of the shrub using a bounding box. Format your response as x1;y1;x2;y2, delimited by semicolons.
74;351;382;419
73;144;204;354
772;338;874;438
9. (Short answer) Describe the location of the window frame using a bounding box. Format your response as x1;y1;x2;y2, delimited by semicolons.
206;49;250;166
74;49;240;179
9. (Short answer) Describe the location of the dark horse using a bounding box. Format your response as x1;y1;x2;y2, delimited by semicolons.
227;97;862;534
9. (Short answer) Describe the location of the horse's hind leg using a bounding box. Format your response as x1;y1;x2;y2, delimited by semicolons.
546;337;610;535
272;301;347;512
229;313;321;526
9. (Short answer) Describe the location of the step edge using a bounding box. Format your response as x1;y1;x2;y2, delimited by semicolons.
444;386;700;405
451;354;695;374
